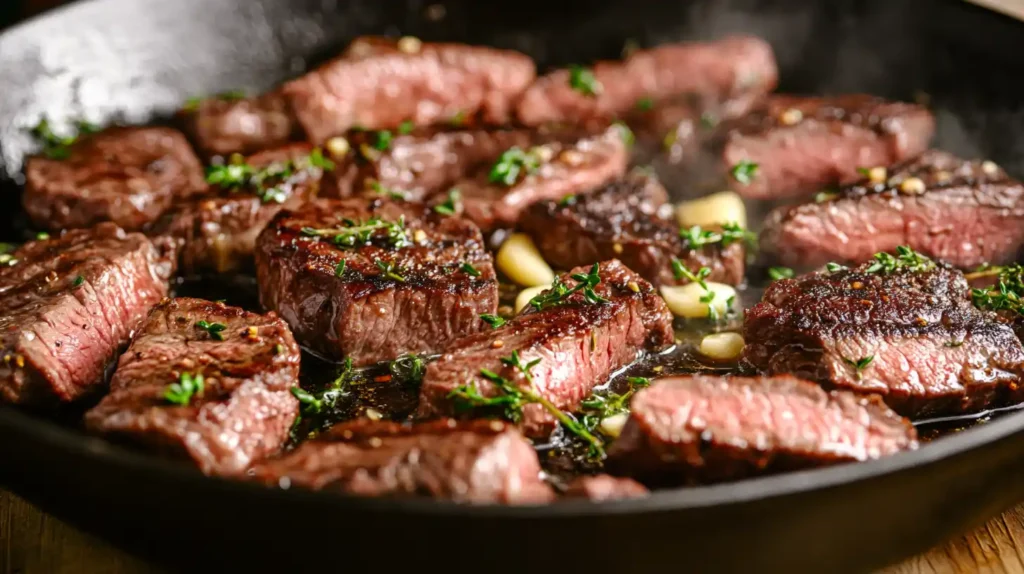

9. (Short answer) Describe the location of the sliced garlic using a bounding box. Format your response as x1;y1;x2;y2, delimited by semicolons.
599;412;629;438
676;191;747;230
514;284;551;314
325;136;350;158
660;282;737;319
699;332;745;360
497;233;555;287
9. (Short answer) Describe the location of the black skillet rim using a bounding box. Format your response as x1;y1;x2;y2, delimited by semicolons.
1;0;1024;520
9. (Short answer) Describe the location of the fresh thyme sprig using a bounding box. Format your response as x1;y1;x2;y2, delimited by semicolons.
679;222;756;250
528;262;608;311
289;358;358;439
580;376;651;433
206;148;335;204
863;245;934;274
375;259;407;282
448;351;605;458
164;372;204;406
490;147;541;186
971;263;1024;316
300;216;410;250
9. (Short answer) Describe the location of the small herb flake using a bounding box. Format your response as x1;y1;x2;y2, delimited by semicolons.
375;259;406;282
529;262;608;311
164;372;204;406
433;188;462;216
489;147;540;186
768;267;794;281
389;354;426;386
480;314;506;329
826;262;847;273
335;260;347;277
398;121;414;135
843;355;875;379
374;130;393;151
460;262;481;277
196;320;227;341
730;160;759;185
568;65;603;97
635;97;654;111
72;275;84;288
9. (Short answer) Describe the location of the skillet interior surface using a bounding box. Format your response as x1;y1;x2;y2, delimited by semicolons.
4;0;1024;571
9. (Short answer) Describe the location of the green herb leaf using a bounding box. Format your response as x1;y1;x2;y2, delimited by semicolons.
433;188;462;215
196;320;227;341
301;216;410;250
635;97;654;111
529;262;608;311
375;259;406;282
700;112;718;129
30;116;92;160
374;130;393;151
35;232;50;241
460;262;481;277
842;355;875;379
863;245;934;275
768;267;794;281
72;275;84;288
730;160;759;185
398;121;414;135
165;372;205;406
815;190;839;203
389;354;425;385
825;262;847;273
558;195;577;207
679;223;756;250
971;263;1024;317
480;314;506;329
569;65;603;97
489;147;540;186
335;260;347;277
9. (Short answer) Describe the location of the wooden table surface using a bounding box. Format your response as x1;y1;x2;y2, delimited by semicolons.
0;488;1022;574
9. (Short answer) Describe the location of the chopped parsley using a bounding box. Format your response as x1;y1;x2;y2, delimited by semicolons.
164;372;204;406
568;65;603;97
729;160;759;185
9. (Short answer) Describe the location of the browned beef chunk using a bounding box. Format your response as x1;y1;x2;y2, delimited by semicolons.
417;260;673;437
83;298;300;476
562;474;648;501
321;127;535;200
282;37;535;144
606;375;918;486
761;150;1024;270
151;143;324;275
743;264;1024;418
177;91;298;159
250;418;554;504
23;127;206;231
0;224;173;406
255;198;497;366
716;95;934;200
440;125;628;232
516;36;777;127
519;172;745;286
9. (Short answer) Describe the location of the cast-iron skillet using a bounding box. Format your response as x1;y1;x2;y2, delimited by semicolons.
4;0;1024;572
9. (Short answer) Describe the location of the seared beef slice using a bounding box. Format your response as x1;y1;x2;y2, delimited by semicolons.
178;91;298;159
449;125;628;232
744;264;1024;417
720;95;933;200
520;172;745;287
152;143;325;275
322;127;534;200
24;127;205;231
255;198;498;365
563;475;648;501
282;37;535;143
762;150;1024;270
251;418;554;504
84;298;300;475
606;375;917;485
0;224;173;406
417;260;673;437
517;35;777;126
